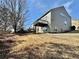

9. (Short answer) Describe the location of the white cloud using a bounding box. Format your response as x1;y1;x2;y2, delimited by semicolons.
52;0;61;8
63;0;74;14
52;0;74;14
29;0;46;12
35;1;46;11
29;0;74;14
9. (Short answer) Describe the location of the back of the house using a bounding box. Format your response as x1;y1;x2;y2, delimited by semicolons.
33;6;71;33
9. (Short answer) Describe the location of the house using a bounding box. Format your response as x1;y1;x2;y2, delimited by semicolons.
72;20;79;30
33;6;71;33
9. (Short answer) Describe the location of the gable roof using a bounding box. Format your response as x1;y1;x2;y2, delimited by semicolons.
33;6;71;25
33;9;52;25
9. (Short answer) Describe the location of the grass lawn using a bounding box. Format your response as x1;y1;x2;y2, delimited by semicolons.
0;33;79;59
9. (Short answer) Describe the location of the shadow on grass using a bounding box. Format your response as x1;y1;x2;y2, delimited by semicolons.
67;30;79;33
0;42;10;59
0;34;15;39
7;43;79;59
0;34;16;59
15;33;28;36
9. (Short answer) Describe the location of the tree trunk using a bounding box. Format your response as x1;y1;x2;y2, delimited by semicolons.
4;22;7;32
14;25;17;33
13;21;17;33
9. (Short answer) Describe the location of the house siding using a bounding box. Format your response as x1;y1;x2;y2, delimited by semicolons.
72;20;79;30
35;12;51;33
50;7;71;32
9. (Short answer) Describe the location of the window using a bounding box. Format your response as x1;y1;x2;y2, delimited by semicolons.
64;20;67;25
59;13;66;17
43;27;47;32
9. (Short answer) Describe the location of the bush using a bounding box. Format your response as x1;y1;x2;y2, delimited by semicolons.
17;28;26;33
71;26;76;31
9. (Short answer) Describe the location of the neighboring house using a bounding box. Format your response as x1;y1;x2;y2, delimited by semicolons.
33;6;71;33
72;20;79;30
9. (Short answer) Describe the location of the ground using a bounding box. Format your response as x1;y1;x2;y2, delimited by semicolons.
0;33;79;59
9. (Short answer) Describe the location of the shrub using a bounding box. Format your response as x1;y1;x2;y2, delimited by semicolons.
17;28;26;33
71;26;76;31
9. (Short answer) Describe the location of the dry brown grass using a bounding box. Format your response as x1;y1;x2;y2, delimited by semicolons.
1;33;79;59
11;33;79;53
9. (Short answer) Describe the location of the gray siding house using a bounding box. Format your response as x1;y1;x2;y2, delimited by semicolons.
33;6;71;33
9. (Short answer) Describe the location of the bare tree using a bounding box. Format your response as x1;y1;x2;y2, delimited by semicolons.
0;1;10;32
2;0;27;33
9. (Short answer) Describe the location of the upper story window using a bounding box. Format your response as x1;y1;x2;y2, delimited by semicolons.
59;13;67;17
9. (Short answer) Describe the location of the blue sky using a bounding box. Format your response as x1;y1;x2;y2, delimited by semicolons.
25;0;79;29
